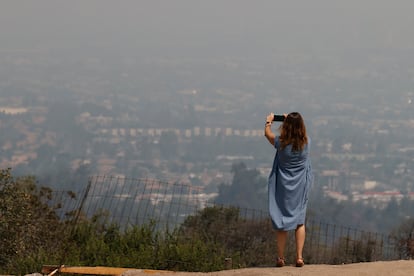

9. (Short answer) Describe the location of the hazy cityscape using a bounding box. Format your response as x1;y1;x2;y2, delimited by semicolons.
1;1;414;233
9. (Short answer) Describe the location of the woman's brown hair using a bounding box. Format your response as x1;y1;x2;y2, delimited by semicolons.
279;112;308;151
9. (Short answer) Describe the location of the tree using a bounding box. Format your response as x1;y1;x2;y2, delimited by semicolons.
178;205;275;268
0;168;66;274
215;162;267;210
390;218;414;259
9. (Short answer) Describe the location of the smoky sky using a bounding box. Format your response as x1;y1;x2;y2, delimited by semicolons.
1;0;414;57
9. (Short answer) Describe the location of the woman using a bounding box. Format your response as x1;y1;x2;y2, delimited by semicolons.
264;112;313;267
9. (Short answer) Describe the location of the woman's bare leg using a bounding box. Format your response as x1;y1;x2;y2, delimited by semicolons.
295;224;306;261
276;230;288;258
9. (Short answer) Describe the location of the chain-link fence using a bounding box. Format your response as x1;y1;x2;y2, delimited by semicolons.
60;175;401;264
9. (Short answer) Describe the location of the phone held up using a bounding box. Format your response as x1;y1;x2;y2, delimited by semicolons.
273;114;285;122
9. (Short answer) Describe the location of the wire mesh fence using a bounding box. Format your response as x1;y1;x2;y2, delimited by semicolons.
81;175;215;229
59;175;401;265
304;219;396;264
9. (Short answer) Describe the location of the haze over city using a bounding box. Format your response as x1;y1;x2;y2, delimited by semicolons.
2;1;414;55
1;0;414;233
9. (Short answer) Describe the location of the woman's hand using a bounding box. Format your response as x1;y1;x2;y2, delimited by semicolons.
266;112;274;123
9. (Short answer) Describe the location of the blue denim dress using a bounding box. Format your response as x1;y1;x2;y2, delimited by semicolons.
268;137;313;231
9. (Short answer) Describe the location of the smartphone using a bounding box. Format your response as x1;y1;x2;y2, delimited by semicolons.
273;115;285;122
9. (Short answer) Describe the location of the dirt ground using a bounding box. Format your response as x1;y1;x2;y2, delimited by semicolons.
123;260;414;276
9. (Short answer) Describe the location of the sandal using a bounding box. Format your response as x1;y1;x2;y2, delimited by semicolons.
276;257;285;267
296;258;304;267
